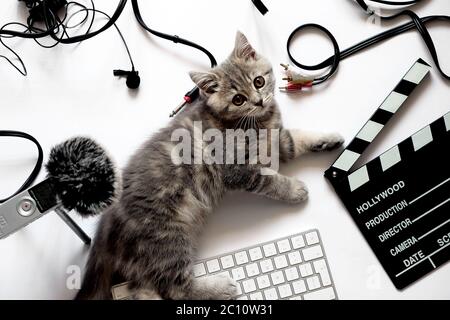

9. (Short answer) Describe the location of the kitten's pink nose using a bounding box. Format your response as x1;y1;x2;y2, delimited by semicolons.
255;99;264;107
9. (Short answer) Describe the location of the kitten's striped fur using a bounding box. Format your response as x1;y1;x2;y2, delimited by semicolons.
75;32;343;300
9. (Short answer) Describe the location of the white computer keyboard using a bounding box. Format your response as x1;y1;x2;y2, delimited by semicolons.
111;229;338;300
193;229;338;300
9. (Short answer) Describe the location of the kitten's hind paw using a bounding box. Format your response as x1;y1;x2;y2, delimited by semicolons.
311;133;344;152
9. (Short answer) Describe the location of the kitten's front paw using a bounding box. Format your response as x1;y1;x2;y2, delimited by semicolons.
210;274;238;300
287;179;309;204
311;133;344;152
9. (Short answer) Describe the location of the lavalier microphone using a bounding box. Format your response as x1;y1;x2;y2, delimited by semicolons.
113;69;141;89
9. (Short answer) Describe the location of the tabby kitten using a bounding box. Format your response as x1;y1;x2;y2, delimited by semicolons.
76;32;344;300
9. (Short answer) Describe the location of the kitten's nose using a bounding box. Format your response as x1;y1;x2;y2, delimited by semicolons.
255;99;264;107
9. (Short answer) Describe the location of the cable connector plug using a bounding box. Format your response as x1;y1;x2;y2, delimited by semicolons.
170;86;200;117
279;82;313;92
280;63;314;92
280;63;315;85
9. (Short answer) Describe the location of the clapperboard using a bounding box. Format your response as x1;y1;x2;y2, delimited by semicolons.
325;58;450;289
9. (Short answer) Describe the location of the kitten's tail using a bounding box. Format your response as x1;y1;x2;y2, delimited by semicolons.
75;245;113;300
75;206;117;300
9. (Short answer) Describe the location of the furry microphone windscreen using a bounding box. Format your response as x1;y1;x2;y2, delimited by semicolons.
46;137;117;217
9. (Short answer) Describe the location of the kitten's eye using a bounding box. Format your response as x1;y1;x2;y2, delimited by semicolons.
254;76;265;89
232;94;247;106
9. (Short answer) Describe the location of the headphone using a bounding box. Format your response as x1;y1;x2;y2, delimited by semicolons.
2;0;140;89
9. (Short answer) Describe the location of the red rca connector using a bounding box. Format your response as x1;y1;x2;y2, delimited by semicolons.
279;82;313;92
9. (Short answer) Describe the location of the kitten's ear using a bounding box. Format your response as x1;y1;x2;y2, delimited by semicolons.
189;71;219;94
233;31;257;60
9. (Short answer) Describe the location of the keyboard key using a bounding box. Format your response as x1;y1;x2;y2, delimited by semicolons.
193;263;206;277
235;251;249;265
236;283;243;295
285;267;299;281
237;296;249;300
264;288;278;300
313;259;332;286
217;271;230;279
206;259;220;273
245;263;260;277
290;295;302;300
305;231;319;245
249;247;263;261
288;251;302;265
242;279;257;293
277;239;291;253
256;275;271;289
302;245;323;261
260;259;274;273
220;255;234;269
299;263;313;277
306;275;321;290
263;243;277;257
232;267;245;280
274;255;288;269
292;280;307;294
291;235;305;249
303;287;336;300
278;284;293;298
250;292;263;300
271;271;285;285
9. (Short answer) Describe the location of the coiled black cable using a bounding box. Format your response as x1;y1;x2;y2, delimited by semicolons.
0;0;130;75
287;7;449;86
0;131;43;204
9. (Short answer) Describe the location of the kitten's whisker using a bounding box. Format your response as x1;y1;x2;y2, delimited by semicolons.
235;115;246;130
244;114;251;130
254;116;259;130
235;107;258;130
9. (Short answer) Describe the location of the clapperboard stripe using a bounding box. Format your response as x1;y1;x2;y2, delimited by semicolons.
445;112;450;131
346;113;449;192
325;59;431;182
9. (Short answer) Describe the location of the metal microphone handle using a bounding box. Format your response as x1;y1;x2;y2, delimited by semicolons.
55;207;91;245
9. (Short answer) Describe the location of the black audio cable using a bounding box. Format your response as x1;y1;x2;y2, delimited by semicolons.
0;0;126;43
0;131;43;204
131;0;217;116
252;0;268;15
282;2;449;91
1;0;139;88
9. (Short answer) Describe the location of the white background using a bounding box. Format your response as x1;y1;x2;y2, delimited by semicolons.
0;0;449;299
